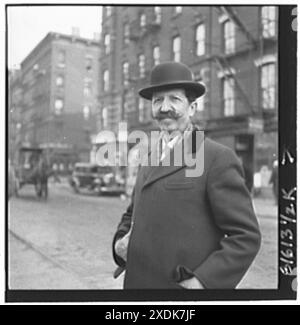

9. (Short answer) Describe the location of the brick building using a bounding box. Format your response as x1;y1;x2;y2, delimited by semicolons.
9;69;23;162
9;31;101;172
99;5;278;190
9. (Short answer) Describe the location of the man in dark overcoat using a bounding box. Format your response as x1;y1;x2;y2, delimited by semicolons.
112;62;261;289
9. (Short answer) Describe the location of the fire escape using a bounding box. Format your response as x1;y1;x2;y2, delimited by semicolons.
129;8;161;42
220;6;257;49
217;6;278;134
213;6;258;117
213;55;254;115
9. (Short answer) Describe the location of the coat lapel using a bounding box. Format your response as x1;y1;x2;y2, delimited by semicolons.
142;127;204;189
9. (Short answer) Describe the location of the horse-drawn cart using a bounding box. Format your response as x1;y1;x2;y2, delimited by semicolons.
14;146;49;198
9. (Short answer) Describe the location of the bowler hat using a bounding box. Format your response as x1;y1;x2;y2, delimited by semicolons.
139;61;206;100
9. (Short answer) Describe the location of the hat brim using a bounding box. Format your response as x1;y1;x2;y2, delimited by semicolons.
139;81;206;100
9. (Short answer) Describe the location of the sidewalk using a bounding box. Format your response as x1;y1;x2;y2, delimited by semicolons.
252;196;277;219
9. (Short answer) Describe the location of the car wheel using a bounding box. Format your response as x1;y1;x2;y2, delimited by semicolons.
95;187;102;196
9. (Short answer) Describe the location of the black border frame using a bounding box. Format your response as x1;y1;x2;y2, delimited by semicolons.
5;3;297;303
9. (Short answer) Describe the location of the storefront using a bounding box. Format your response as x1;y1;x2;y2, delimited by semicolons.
206;115;278;196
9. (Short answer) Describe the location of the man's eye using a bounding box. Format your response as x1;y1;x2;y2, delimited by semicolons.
153;98;162;104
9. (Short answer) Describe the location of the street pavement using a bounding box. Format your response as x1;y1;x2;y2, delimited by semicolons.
8;181;278;290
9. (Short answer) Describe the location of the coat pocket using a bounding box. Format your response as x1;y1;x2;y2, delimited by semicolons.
173;264;195;283
164;181;195;190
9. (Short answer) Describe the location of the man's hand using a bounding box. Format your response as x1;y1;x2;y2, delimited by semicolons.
115;229;132;262
178;276;204;289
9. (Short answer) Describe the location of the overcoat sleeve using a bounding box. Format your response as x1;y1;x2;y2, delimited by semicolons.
193;147;262;288
112;189;135;268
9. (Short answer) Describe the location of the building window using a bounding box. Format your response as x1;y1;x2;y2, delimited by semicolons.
138;54;146;78
85;56;93;70
83;77;93;97
106;6;112;17
124;23;130;45
103;70;109;92
140;13;146;28
261;63;276;109
223;20;235;54
104;34;110;55
123;61;129;86
154;6;162;24
174;6;182;15
139;98;145;122
223;78;235;116
83;84;92;97
56;76;64;86
83;105;90;120
54;99;64;115
102;107;108;128
153;46;160;65
57;50;65;68
172;36;181;62
195;23;205;56
261;6;276;38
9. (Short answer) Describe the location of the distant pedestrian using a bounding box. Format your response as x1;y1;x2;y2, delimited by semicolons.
269;160;278;204
52;163;61;183
37;155;50;199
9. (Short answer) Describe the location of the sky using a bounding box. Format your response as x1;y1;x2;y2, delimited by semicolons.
7;5;102;69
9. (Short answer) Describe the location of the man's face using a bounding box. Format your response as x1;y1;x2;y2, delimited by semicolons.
151;88;196;133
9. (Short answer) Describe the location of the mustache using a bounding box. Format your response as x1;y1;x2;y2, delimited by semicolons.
153;110;182;121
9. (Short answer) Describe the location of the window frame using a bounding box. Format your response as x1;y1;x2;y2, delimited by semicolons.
55;75;64;87
103;70;109;92
138;54;146;78
261;6;276;38
123;61;129;86
154;6;162;24
104;33;111;55
85;56;93;70
195;23;206;57
223;19;235;55
222;77;235;116
174;6;182;15
54;98;64;115
106;6;112;17
83;105;90;120
138;98;145;123
57;50;66;68
153;46;160;66
123;22;130;45
172;35;181;62
260;62;276;110
102;107;108;128
140;13;146;28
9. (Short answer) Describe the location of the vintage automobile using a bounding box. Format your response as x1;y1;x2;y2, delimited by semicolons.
69;162;125;195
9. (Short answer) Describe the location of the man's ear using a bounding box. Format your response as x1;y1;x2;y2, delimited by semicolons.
188;100;197;117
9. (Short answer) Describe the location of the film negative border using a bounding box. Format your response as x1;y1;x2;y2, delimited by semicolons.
5;4;297;302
